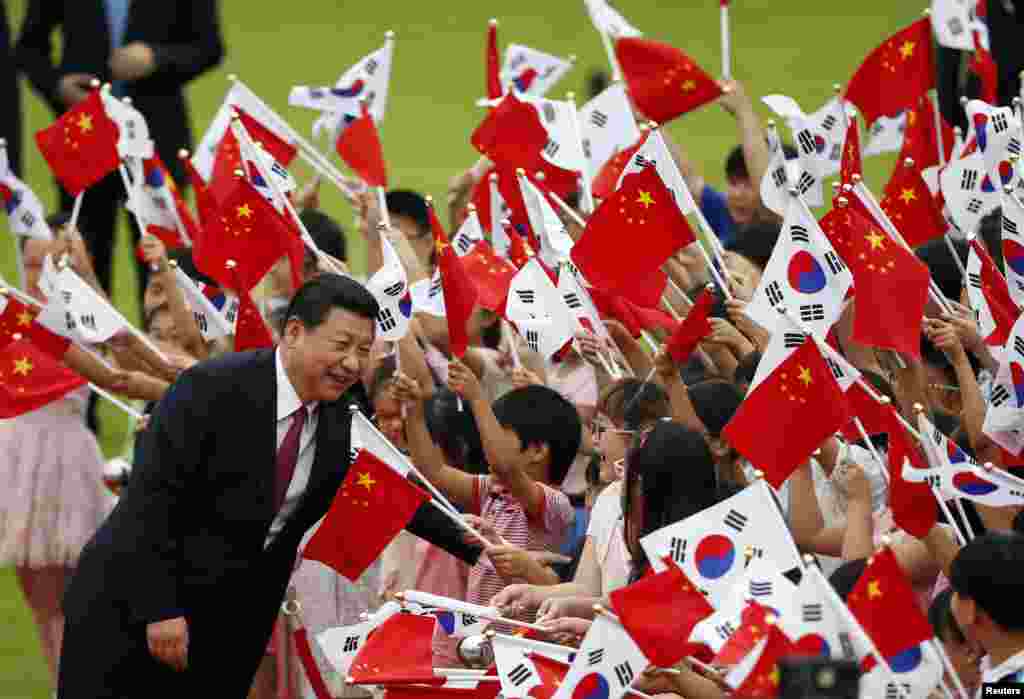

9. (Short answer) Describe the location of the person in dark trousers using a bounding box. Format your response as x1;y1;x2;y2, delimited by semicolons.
57;275;483;698
14;0;225;293
1;0;21;176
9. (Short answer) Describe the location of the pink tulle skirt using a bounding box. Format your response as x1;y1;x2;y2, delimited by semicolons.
0;393;111;568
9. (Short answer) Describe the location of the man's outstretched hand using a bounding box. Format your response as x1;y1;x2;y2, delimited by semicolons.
147;616;189;672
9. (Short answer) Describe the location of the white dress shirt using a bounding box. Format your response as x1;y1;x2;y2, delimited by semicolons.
266;348;320;547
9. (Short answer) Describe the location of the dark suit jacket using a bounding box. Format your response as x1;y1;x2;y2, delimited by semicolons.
59;349;482;699
15;0;224;177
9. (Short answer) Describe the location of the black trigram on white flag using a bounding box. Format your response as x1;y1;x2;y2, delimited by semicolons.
507;663;533;687
613;662;635;688
343;636;360;653
961;169;979;191
967;198;984;214
802;603;823;623
968;272;982;290
364;57;379;75
800;304;826;322
825;251;845;275
1008;138;1021;157
797;129;816;156
544;140;560;158
378;307;397;332
383;281;404;297
784;332;807;349
771;166;787;188
454;234;474;254
765;281;784;307
825;356;845;381
991;383;1011;408
749;580;773;597
564;292;582;310
542;102;557;123
429;276;443;298
821;115;838;131
724;508;748;532
590;110;608;128
714;621;737;641
78;314;97;331
790;225;810;244
588;649;604;666
634;154;656;169
992;112;1010;134
796;171;817;196
1004;216;1019;237
525;330;540;352
18;210;36;230
193;312;209;334
515;289;536;304
670;536;687;563
885;683;913;699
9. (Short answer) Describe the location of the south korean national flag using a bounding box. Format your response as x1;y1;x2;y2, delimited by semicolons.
501;44;573;99
173;265;233;341
101;90;155;159
1000;188;1024;308
505;259;574;360
451;208;485;258
983;312;1024;453
549;615;648;699
317;601;404;678
522;96;587;175
492;633;575;699
744;194;852;338
805;97;856;178
518;171;574;267
864;112;907;157
760;123;801;218
640;480;803;608
930;0;976;50
579;83;641;180
940;144;1000;236
617;129;697;216
289;38;394;125
965;100;1024;195
0;166;52;240
762;94;825;206
366;234;411;341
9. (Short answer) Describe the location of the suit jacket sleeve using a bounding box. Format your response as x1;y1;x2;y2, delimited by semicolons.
404;501;482;567
147;0;224;87
13;0;64;112
122;366;211;624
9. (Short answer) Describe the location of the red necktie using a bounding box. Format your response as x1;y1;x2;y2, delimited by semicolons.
275;406;307;511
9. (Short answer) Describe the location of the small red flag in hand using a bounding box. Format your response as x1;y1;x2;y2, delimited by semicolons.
883;407;938;539
592;134;645;200
726;622;797;698
348;613;439;685
894;97;954;173
839;115;863;186
181;151;217;237
609;558;714;666
35;90;120;196
486;20;502;101
337;102;388;188
0;337;85;418
713;601;775;668
0;296;72;359
430;201;479;358
665;287;715;363
471;93;550;169
304;450;431;582
844;18;935;126
847;546;935;659
235;108;298;167
233;287;275;352
615;38;723;124
722;338;850;488
571;165;695;297
878;161;947;249
820;206;930;358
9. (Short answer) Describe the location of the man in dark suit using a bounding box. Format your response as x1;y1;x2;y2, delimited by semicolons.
58;274;483;698
15;0;225;292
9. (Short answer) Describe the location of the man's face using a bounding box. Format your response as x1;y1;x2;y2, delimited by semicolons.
392;213;433;270
284;308;375;403
726;176;760;227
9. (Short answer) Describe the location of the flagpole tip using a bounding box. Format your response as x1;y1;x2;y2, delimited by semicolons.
393;591;406;601
786;187;799;197
566;91;576;102
765;614;778;626
168;260;179;270
345;677;355;686
1005;185;1015;194
813;448;822;457
534;171;546;181
89;78;101;89
484;629;496;639
227;73;238;82
766;119;775;128
488;18;498;26
348;403;361;413
851;174;862;184
424;194;434;206
568;54;577;64
954;126;963;137
879;396;891;405
385;30;395;40
959;96;969;107
488;172;499;183
178;148;190;160
233;168;245;178
880;534;893;548
802;553;816;565
904;157;915;168
837;196;848;208
122;96;133;105
225;259;238;270
647;120;659;130
467;203;477;213
11;332;22;342
592;603;607;615
1014;97;1022;107
983;462;995;471
752;469;765;480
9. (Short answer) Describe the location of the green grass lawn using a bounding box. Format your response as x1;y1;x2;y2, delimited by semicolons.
1;1;913;694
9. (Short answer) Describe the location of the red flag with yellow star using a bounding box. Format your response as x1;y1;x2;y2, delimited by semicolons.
847;546;934;659
844;18;935;126
839;115;863;186
884;407;939;539
181;151;218;238
303;449;431;581
592;134;644;200
232;287;275;352
336;102;388;188
471;93;550;171
722;339;850;488
665;287;715;363
713;601;775;668
820;206;930;357
195;177;300;293
615;38;724;124
0;337;86;418
609;557;714;666
724;622;797;698
430;202;479;357
571;165;695;297
878;160;947;248
894;96;954;174
0;296;72;359
969;30;999;105
34;91;120;196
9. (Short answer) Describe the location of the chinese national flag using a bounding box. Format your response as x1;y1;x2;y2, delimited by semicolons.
879;162;947;248
727;623;798;698
713;601;775;668
235;108;298;167
486;21;502;101
589;287;674;338
233;289;274;352
461;241;517;314
347;613;440;685
820;207;929;357
571;165;695;296
895;97;954;174
615;38;724;124
883;407;938;539
971;238;1020;346
471;93;549;170
34;91;120;196
304;450;431;582
209;128;243;205
337;102;388;188
847;546;935;658
844;18;935;126
722;339;850;488
840;115;863;186
839;381;894;443
181;152;218;235
609;558;714;666
665;287;715;363
592;135;644;200
0;338;86;418
503;220;535;269
430;204;479;358
195;178;299;293
0;297;72;359
969;31;999;105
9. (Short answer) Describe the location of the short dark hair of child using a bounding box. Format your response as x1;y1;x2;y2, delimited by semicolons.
425;388;487;475
491;385;582;486
949;532;1024;631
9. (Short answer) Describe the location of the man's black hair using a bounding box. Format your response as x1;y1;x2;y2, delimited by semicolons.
491;385;582;486
916;237;968;302
725;143;797;181
598;379;670;431
299;208;348;262
733;351;762;389
385;189;431;236
688;379;743;437
728;222;781;270
284;274;379;329
949;531;1024;631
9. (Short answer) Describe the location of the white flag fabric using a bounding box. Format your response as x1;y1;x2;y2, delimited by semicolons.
518;96;587;175
501;44;573;99
617;129;697;216
317;601;404;677
410;272;445;317
0;168;52;240
965;101;1024;195
914;412;1024;507
123;157;183;239
289;39;394;126
506;259;574;360
806;98;856;178
518;172;574;268
983;312;1024;454
231;118;297;213
101;91;154;159
1001;189;1024;308
550;615;648;699
366;234;412;342
557;266;613;343
173;266;233;340
762;94;831;205
745;195;852;337
451;209;485;258
864;112;908;157
640;480;803;607
939;145;1000;235
930;0;976;50
760;124;793;218
491;636;561;698
859;641;944;699
579;84;640;180
42;267;132;344
350;410;414;477
965;240;1002;342
584;0;643;38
